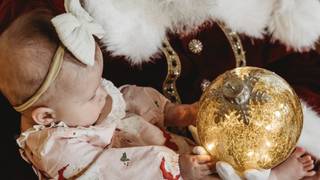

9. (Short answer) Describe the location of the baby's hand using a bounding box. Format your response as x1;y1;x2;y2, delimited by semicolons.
165;102;199;127
179;154;215;180
187;102;199;126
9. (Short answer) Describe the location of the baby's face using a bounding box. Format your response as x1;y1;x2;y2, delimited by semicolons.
52;45;108;127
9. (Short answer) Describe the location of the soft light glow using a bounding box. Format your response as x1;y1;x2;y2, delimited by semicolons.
206;143;215;151
265;140;272;147
247;151;254;157
274;111;281;118
265;125;273;131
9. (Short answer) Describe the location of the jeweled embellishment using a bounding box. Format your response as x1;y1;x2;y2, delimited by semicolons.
188;39;203;54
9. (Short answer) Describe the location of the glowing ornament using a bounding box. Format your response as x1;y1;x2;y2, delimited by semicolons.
197;67;303;172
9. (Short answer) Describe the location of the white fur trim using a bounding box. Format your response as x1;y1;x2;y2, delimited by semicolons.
84;0;271;62
297;100;320;159
209;0;274;38
268;0;320;50
83;0;216;64
84;0;320;63
84;0;171;64
161;0;214;34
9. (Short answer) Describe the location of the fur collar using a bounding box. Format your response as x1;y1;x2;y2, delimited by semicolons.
84;0;320;64
298;101;320;159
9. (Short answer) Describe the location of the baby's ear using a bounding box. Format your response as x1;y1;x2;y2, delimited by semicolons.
31;107;56;125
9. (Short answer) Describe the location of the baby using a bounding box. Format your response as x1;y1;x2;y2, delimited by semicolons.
0;9;215;180
0;6;317;180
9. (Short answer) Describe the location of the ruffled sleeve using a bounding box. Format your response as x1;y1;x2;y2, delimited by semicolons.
120;85;170;127
96;78;126;126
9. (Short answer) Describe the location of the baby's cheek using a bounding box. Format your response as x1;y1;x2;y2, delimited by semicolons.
71;106;99;126
88;107;101;123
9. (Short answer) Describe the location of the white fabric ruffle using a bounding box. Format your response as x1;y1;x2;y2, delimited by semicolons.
100;78;126;124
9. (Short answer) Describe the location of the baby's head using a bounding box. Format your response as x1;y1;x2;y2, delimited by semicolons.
0;9;107;127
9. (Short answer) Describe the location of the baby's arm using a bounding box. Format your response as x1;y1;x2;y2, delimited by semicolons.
84;146;216;180
20;120;218;179
120;85;170;127
120;85;199;128
24;129;215;179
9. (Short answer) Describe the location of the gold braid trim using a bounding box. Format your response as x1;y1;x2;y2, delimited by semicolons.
161;39;182;104
217;22;246;68
161;23;247;102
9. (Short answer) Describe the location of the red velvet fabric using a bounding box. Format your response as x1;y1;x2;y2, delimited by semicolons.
103;24;320;115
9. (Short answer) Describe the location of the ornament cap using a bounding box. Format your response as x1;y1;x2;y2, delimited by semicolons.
222;78;249;104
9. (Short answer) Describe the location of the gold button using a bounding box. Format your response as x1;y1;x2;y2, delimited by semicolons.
188;39;203;54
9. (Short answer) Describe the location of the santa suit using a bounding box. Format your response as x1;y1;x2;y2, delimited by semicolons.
81;0;320;160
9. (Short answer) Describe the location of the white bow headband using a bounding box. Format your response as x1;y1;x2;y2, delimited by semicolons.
52;0;105;66
14;0;105;112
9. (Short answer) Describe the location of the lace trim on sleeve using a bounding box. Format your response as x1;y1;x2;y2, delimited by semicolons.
101;78;126;123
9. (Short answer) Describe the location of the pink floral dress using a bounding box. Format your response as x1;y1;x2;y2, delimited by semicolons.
17;79;195;179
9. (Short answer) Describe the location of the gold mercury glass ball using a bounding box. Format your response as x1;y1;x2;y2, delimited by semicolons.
197;67;303;173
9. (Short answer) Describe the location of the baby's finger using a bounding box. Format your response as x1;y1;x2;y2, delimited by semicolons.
200;162;216;171
201;169;216;176
293;147;305;158
303;159;314;166
192;146;208;155
299;155;312;163
196;155;213;164
304;163;315;171
305;170;316;177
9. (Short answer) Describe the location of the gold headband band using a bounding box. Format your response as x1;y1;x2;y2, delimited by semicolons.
14;45;65;112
